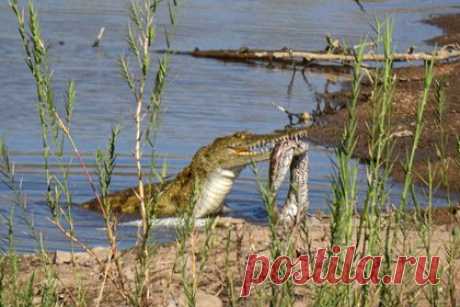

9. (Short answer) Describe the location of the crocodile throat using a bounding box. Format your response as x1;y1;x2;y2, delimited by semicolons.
194;167;242;217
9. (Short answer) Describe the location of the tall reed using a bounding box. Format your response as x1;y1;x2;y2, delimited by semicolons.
118;0;180;303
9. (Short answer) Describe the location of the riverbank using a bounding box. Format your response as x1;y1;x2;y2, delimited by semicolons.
10;213;460;306
308;13;460;198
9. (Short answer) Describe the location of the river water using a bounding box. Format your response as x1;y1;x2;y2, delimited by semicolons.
0;0;459;252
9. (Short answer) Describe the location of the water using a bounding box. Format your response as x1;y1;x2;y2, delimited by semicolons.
0;0;459;253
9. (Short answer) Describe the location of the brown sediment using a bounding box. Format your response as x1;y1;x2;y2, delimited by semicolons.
425;13;460;46
308;13;460;199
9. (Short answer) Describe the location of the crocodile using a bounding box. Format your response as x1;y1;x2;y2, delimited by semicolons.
82;126;310;219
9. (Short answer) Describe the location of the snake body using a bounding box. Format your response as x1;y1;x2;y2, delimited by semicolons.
269;140;309;224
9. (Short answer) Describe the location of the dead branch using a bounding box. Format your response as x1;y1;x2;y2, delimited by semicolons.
92;27;105;48
272;102;312;126
190;45;460;64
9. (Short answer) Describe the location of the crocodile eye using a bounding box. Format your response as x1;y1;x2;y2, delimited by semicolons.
234;132;245;139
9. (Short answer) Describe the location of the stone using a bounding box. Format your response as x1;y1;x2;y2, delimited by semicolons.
391;129;413;138
195;291;223;307
91;247;111;261
53;251;73;264
177;290;223;307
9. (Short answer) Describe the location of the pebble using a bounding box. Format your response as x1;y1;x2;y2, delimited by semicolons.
169;290;223;307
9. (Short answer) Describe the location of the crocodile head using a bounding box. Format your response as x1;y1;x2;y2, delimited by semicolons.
197;127;310;172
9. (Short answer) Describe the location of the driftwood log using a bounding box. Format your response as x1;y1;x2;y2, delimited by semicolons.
159;48;355;75
189;46;460;64
156;44;460;80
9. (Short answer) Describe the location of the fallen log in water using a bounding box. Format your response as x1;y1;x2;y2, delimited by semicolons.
156;45;460;81
157;48;355;75
189;45;460;64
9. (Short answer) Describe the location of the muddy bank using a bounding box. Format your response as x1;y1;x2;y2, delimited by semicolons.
308;13;460;196
426;13;460;46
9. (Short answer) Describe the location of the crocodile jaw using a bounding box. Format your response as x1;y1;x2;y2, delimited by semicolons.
193;167;242;218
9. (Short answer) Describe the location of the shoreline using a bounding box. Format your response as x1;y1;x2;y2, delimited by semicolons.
308;13;460;198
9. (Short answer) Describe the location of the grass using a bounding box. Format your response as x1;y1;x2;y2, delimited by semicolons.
1;1;459;306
